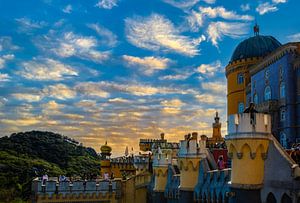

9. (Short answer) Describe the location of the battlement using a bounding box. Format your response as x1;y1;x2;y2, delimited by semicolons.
227;113;271;139
178;132;207;158
32;179;122;199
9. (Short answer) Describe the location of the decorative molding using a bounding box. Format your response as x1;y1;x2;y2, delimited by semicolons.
261;153;268;160
237;152;243;159
250;152;256;159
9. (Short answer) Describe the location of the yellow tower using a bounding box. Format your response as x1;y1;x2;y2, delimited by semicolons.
225;26;282;116
152;136;179;202
226;112;271;202
100;141;112;177
178;132;206;202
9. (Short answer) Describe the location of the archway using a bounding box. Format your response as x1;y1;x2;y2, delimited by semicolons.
266;192;276;203
281;193;292;203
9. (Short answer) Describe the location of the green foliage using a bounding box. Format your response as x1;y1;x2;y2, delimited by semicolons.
0;131;101;202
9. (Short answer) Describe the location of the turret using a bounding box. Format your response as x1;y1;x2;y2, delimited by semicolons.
177;132;207;202
100;141;112;177
226;112;271;202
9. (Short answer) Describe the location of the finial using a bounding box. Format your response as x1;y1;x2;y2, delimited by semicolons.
254;20;259;36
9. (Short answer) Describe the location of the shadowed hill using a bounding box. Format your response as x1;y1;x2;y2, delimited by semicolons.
0;131;101;202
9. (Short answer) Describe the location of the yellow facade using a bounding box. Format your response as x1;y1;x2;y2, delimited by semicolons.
225;58;261;116
153;167;168;192
178;158;200;191
227;138;270;188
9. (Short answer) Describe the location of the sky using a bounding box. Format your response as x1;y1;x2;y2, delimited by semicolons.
0;0;300;156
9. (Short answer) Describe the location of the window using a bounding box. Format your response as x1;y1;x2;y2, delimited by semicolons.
238;102;244;113
265;69;270;79
280;132;287;148
253;94;258;104
264;86;271;101
280;82;285;98
237;73;244;84
280;109;286;121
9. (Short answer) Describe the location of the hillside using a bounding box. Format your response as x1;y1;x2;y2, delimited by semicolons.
0;131;101;202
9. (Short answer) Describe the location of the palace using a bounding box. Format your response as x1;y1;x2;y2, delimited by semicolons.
32;26;300;203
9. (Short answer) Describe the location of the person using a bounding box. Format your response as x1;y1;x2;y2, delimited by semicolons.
110;172;114;180
217;156;225;170
42;174;48;185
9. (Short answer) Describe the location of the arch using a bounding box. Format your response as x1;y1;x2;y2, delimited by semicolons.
255;144;266;155
228;143;237;154
280;193;292;203
280;132;287;149
238;102;244;113
266;192;277;203
280;82;285;98
264;86;272;101
253;93;258;105
240;143;252;154
237;73;244;84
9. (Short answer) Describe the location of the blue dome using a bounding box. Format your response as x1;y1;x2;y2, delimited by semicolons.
231;35;282;62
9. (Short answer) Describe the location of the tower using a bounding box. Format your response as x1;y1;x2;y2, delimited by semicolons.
226;112;271;202
225;25;281;116
100;141;112;177
177;132;207;203
152;144;171;202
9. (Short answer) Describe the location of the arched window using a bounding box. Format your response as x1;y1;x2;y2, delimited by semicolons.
237;73;244;84
253;94;258;104
264;86;271;101
280;132;287;148
280;82;285;98
280;109;286;121
238;102;244;113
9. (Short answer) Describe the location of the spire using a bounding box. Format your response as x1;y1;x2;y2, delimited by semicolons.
254;21;259;36
125;146;129;156
214;111;220;123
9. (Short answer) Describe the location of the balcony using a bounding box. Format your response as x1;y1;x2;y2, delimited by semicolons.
255;100;278;112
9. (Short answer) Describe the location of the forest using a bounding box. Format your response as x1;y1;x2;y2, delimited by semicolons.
0;131;101;202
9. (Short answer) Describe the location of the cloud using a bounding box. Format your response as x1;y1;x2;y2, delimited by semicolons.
19;58;78;81
187;6;253;31
0;54;14;69
0;37;19;51
272;0;287;3
87;23;118;47
0;73;10;81
43;83;76;100
202;81;226;94
240;4;250;11
95;0;118;9
36;31;110;63
122;55;172;75
159;71;193;80
0;117;41;126
15;17;47;32
162;0;200;9
207;21;249;47
197;60;222;77
287;33;300;42
75;82;110;98
161;99;184;108
256;2;278;15
108;98;130;103
125;14;202;56
195;93;225;106
62;4;72;13
12;93;43;102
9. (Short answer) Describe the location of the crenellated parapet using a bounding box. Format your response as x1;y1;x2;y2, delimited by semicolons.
178;132;209;192
226;113;272;189
32;179;122;203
